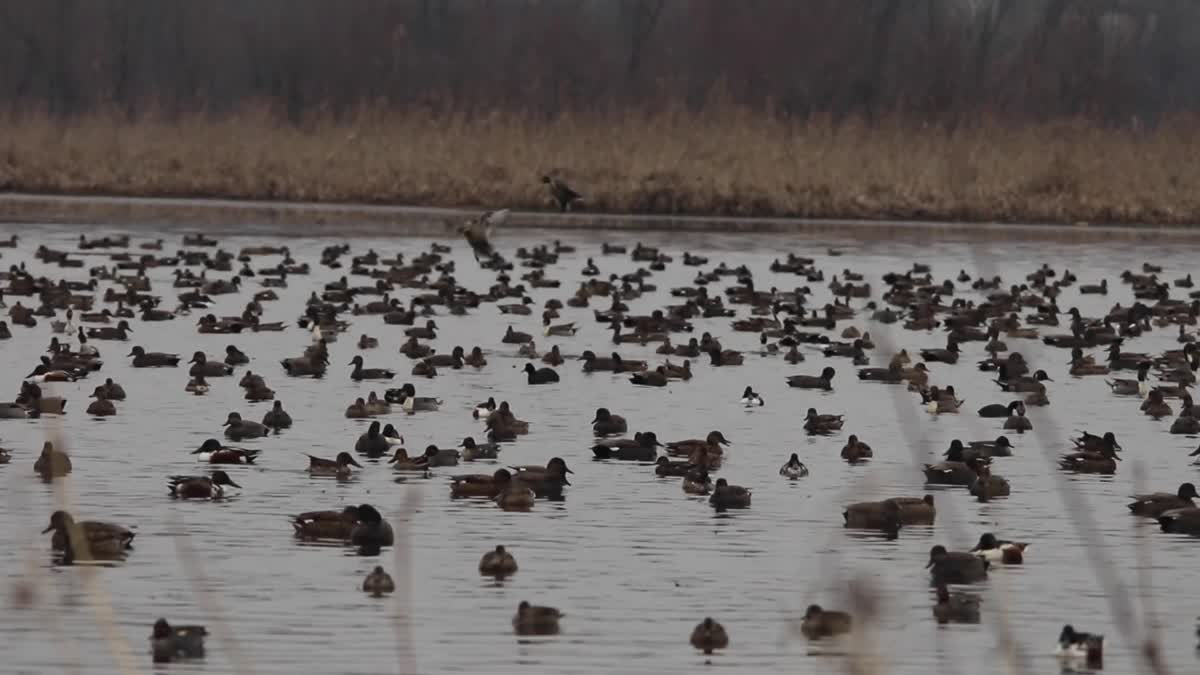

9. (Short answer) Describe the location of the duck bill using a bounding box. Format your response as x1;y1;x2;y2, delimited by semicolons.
41;524;54;534
349;458;364;468
225;478;242;488
924;559;935;569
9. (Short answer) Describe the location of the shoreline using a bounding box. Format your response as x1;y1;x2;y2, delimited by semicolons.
2;191;1198;242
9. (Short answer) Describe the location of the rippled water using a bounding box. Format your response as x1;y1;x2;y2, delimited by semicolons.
1;221;1198;674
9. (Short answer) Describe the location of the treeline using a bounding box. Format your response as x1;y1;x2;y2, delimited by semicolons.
0;0;1197;122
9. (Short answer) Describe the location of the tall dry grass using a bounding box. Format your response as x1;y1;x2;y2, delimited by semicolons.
2;105;1199;224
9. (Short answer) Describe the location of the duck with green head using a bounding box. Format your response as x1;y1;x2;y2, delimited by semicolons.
167;470;241;499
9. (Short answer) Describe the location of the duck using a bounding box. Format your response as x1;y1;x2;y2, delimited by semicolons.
512;600;563;635
291;506;361;540
459;437;501;461
479;545;518;577
1106;362;1151;396
920;338;960;364
665;430;730;457
42;510;135;555
511;457;573;498
358;334;379;349
191;439;260;464
1059;442;1120;474
1127;482;1198;517
654;456;693;477
740;386;764;407
927;544;989;584
262;401;293;429
924;445;982;485
1056;625;1104;667
1142;389;1173;419
629;367;669;387
682;468;714;495
188;351;233;377
542;345;564;366
799;605;852;640
778;453;809;479
1002;403;1032;432
34;441;71;478
977;400;1023;419
381;424;405;447
350;504;395;547
786;367;835;390
803;408;844;435
709;478;751;509
388;446;438;471
223;345;249;366
390;383;442;413
167;470;241;499
184;374;210;395
932;584;981;624
464;346;488;367
98;378;126;400
1157;506;1200;534
969;532;1027;564
150;619;207;663
223;412;270;440
523;362;560;384
348;355;395;381
473;397;497;419
840;435;873;463
426;445;461;467
965;436;1015;458
690;617;729;655
450;468;514;498
85;388;117;416
543;317;577;337
592;431;661;461
591;407;628;436
362;566;395;597
502;325;533;344
345;397;371;419
495;484;536;511
307;451;363;477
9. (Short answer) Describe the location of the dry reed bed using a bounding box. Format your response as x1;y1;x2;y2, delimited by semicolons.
2;107;1200;224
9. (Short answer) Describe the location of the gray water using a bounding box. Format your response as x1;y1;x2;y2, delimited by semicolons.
1;221;1198;675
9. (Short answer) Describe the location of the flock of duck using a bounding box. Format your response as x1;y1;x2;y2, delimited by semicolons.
3;210;1200;668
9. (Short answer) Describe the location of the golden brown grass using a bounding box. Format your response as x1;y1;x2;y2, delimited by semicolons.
2;104;1200;224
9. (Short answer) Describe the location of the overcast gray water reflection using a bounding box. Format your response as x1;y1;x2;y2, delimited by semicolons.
1;222;1198;674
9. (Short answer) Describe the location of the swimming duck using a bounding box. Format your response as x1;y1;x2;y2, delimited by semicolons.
291;506;360;540
543;317;577;337
927;544;989;584
358;334;379;349
786;367;835;390
502;325;533;344
682;468;714;495
151;619;207;663
352;420;391;456
799;605;851;639
1059;441;1120;474
42;510;135;555
690;617;729;655
513;600;563;635
86;320;133;340
970;532;1027;564
473;397;497;419
223;345;249;366
17;382;66;414
1056;625;1103;667
349;355;395;381
841;435;873;463
1107;362;1151;396
924;444;982;485
511;457;572;498
191;439;260;464
779;453;809;479
920;338;960;364
167;470;241;499
479;545;519;577
223;412;269;440
541;345;564;366
740;386;764;407
362;566;395;597
459;437;501;461
350;504;395;547
523;363;560;384
1142;389;1173;419
450;468;513;498
34;441;71;478
1157;506;1200;534
1002;403;1032;432
388;446;438;471
187;351;233;378
345;397;370;419
1127;482;1198;517
262;401;292;430
85;388;117;416
591;407;628;436
803;408;844;435
932;583;981;624
98;378;126;400
968;462;1010;501
307;451;363;477
709;478;751;509
427;445;461;467
665;430;730;457
977;400;1023;418
654;456;692;477
629;367;669;387
964;436;1014;459
495;484;536;511
592;431;661;461
390;383;442;413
